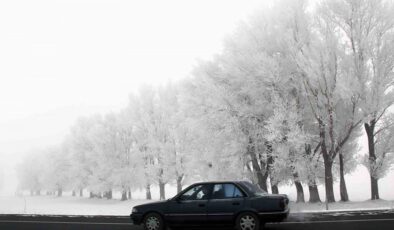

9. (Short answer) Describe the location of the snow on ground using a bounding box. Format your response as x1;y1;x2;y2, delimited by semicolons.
0;195;146;216
289;199;394;213
0;195;393;216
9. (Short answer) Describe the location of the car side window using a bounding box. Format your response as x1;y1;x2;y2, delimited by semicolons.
212;184;244;199
179;184;211;200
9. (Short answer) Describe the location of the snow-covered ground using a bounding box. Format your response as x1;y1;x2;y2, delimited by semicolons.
290;199;394;213
0;195;146;216
1;195;393;216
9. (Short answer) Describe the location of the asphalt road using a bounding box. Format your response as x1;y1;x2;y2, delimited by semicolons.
1;209;394;230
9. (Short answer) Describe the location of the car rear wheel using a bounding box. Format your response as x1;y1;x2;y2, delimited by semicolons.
143;213;164;230
236;212;261;230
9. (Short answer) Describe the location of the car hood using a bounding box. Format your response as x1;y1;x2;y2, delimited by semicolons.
133;200;168;209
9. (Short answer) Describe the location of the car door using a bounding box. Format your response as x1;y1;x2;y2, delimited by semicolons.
167;184;212;226
206;183;246;224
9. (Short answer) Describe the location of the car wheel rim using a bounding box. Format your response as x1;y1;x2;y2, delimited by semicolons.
240;215;256;230
145;216;160;230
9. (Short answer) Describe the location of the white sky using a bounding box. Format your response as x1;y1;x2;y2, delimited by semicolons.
0;0;265;195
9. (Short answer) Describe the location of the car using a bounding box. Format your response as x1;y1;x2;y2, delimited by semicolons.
130;181;289;230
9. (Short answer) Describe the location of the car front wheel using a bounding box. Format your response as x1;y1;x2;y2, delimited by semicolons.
143;213;164;230
236;212;261;230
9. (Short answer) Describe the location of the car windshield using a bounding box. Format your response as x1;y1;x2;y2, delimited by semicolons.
240;181;267;197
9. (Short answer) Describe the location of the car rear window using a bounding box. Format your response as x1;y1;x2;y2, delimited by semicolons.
212;183;244;199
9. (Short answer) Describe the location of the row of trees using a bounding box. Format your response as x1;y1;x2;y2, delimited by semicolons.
17;0;394;202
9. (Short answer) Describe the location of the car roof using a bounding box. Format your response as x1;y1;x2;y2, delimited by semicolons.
192;180;250;185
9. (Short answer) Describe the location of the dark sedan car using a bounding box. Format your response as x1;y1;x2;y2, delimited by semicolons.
130;181;289;230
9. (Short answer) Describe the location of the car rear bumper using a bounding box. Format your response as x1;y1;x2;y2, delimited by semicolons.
130;213;143;225
258;208;289;222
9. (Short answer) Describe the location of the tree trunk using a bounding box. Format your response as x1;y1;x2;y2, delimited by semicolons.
319;118;336;203
365;122;380;200
264;143;275;193
146;184;152;200
128;189;132;200
249;144;268;191
121;190;127;201
79;189;83;197
159;181;166;200
322;154;335;203
308;181;321;203
57;188;62;197
339;152;349;201
370;176;380;200
304;144;321;203
269;156;279;194
72;190;76;196
106;190;112;199
271;183;279;194
89;191;94;198
176;175;183;193
293;173;305;203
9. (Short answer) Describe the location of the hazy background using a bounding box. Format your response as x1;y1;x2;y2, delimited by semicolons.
0;0;393;201
0;0;264;195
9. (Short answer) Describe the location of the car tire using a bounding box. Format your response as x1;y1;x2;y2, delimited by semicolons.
236;212;260;230
143;212;165;230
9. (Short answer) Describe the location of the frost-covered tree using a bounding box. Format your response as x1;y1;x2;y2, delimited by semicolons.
266;95;313;202
293;3;363;202
321;0;394;200
362;116;394;191
41;145;71;197
335;128;362;201
128;85;177;200
303;143;324;203
186;6;295;192
113;109;143;200
187;56;273;191
127;92;155;200
16;152;46;196
68;115;103;198
185;0;327;198
88;113;131;199
157;83;199;193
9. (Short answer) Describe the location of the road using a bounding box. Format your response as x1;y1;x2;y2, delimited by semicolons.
0;209;394;230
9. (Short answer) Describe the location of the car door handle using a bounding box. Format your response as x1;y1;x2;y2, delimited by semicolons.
198;204;206;207
232;202;240;205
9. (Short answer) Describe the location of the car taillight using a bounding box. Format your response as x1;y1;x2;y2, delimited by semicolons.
279;198;288;209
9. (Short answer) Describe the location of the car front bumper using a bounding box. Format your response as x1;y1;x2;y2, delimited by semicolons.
130;213;143;225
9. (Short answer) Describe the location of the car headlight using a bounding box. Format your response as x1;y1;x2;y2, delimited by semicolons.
132;207;138;213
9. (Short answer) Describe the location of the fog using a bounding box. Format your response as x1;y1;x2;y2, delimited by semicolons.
0;0;264;196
